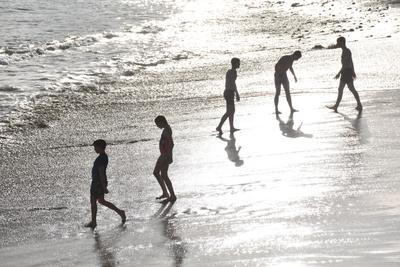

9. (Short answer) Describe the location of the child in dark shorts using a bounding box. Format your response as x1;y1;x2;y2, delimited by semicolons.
85;139;126;228
153;116;177;203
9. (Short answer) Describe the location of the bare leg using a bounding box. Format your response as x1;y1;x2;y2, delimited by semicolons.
216;113;228;132
161;165;176;202
154;158;169;198
348;81;362;110
85;195;98;228
283;81;297;112
97;196;125;223
274;79;281;114
328;81;345;112
228;104;236;131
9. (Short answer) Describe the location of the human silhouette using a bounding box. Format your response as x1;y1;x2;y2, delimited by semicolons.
274;51;302;114
85;139;126;229
216;58;241;134
154;115;177;203
276;113;313;138
327;37;362;112
218;132;244;167
154;203;186;267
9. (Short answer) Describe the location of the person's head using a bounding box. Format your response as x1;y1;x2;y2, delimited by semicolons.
93;139;106;153
231;57;240;69
336;36;346;48
293;50;302;60
155;115;168;129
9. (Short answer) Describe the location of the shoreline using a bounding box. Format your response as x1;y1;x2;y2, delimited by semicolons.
1;1;400;266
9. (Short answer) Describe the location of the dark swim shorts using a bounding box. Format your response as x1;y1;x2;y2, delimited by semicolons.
340;68;354;83
90;180;107;197
224;90;235;106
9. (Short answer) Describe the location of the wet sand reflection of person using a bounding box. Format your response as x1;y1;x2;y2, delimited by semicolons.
217;132;244;167
276;113;313;138
339;111;369;145
93;225;126;267
153;203;186;267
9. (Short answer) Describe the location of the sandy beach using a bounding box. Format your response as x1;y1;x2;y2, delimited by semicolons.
1;0;400;266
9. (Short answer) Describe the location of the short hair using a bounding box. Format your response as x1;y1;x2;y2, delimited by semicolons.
231;57;240;66
293;50;302;59
155;115;168;125
93;139;107;149
337;36;346;45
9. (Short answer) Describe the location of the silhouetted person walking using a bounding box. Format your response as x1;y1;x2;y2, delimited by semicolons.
85;139;126;229
154;115;177;203
216;58;240;133
274;51;302;114
327;37;362;112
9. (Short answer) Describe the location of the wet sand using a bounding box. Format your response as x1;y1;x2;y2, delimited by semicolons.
2;83;400;266
1;6;400;266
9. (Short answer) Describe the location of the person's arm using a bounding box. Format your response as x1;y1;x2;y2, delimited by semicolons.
351;59;357;79
289;66;298;82
334;68;342;79
235;88;240;102
98;166;109;194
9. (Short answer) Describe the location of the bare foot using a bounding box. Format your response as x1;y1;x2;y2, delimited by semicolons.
326;105;338;112
156;194;169;200
291;108;299;113
216;127;222;133
120;210;126;224
275;110;282;114
169;196;177;202
230;128;239;133
355;105;363;111
84;221;97;229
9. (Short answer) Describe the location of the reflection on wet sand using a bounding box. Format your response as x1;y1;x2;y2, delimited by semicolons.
154;203;187;267
276;112;313;138
340;111;370;145
217;132;244;167
94;226;126;267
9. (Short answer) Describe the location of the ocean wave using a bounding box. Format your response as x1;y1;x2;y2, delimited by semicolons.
130;59;167;67
0;85;20;92
46;35;98;51
137;24;165;34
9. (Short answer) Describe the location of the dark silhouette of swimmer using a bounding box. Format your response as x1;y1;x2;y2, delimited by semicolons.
327;37;362;112
276;113;313;138
274;51;302;114
216;58;240;133
154;203;186;267
218;132;244;167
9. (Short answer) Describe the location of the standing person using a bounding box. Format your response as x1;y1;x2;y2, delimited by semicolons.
327;37;362;112
216;58;241;134
85;139;126;228
153;115;177;203
274;51;302;114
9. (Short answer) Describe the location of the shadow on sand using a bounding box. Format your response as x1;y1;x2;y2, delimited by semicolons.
276;112;313;138
93;225;127;267
217;132;244;167
339;111;370;144
153;202;187;267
